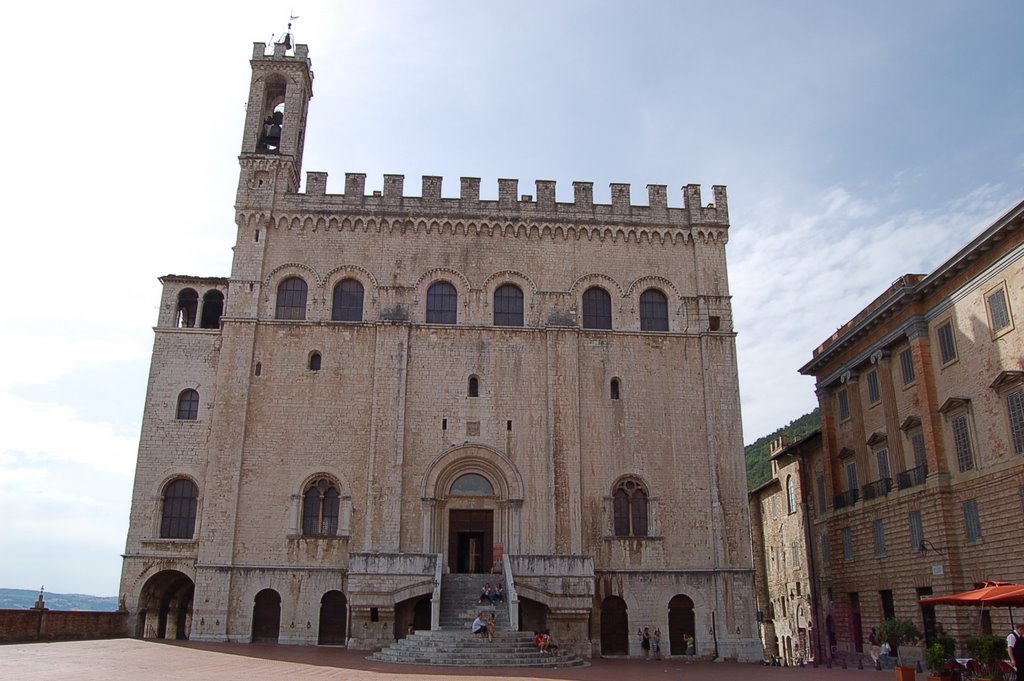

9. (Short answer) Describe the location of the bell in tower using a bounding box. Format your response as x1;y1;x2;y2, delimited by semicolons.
258;110;284;151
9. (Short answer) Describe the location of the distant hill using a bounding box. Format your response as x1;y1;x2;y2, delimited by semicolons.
745;408;821;491
0;588;119;611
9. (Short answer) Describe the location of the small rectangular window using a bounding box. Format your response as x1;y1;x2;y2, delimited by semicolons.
442;418;448;430
838;388;850;421
937;320;957;364
876;448;891;480
910;432;927;468
843;527;854;561
507;420;513;431
816;473;826;514
899;348;916;385
963;499;982;541
821;534;830;564
1007;389;1024;455
909;510;924;552
867;370;880;404
846;461;859;493
986;287;1011;333
873;519;886;556
951;414;974;472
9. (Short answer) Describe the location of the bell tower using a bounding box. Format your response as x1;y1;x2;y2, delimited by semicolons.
237;38;314;200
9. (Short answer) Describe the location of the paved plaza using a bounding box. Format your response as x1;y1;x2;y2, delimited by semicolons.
0;639;892;681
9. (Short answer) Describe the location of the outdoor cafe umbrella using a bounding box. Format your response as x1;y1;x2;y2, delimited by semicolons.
918;581;1024;625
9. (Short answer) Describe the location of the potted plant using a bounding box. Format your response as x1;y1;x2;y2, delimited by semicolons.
965;635;1006;679
878;618;924;680
926;642;950;680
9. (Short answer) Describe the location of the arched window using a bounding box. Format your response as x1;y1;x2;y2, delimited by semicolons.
160;478;198;539
612;478;648;537
640;289;669;331
468;375;479;397
309;352;322;371
275;277;308;320
582;287;612;329
787;476;797;514
175;289;198;328
450;473;494;496
610;378;621;400
176;389;199;420
302;478;340;536
200;290;225;329
332;279;364;322
493;284;524;326
426;281;457;324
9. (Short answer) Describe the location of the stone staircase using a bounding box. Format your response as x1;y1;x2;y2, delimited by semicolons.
370;574;587;668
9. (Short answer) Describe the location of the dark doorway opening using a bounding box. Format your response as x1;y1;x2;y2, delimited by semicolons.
448;509;493;573
848;592;863;653
917;586;937;644
318;590;347;645
600;595;629;655
669;594;696;655
252;589;281;643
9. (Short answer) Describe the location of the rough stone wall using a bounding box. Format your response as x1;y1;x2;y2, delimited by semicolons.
120;39;758;659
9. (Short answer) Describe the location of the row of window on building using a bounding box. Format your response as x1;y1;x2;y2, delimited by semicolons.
177;279;679;330
157;475;652;540
818;492;1021;565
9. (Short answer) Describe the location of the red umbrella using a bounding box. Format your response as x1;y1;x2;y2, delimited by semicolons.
918;581;1024;624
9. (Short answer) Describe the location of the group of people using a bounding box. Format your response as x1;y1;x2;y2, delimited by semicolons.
639;626;694;659
478;581;505;605
534;630;559;655
471;612;497;642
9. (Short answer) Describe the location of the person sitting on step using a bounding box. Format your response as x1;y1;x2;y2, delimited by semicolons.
534;631;549;654
493;583;505;603
479;582;494;605
472;613;489;639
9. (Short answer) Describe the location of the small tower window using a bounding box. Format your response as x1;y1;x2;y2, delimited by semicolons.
176;389;200;420
610;378;621;400
468;376;479;397
254;362;262;377
309;352;322;371
175;289;199;328
200;290;225;329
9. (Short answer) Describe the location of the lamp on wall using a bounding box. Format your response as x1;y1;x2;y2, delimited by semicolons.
919;540;945;556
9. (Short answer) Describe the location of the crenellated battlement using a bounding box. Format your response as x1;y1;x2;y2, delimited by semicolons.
297;172;728;228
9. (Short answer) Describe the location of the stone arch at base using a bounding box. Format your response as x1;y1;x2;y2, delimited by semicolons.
419;444;524;572
137;569;195;640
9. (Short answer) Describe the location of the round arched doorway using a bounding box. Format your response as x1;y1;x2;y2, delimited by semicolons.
136;570;194;640
668;594;695;655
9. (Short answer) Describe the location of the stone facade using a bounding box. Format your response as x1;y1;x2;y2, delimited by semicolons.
749;432;820;665
796;199;1024;662
119;40;759;661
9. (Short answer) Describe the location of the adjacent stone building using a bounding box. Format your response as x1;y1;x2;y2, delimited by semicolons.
749;431;821;665
797;199;1024;660
119;39;759;660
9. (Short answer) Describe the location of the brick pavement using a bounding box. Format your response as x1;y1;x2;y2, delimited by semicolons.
0;639;897;681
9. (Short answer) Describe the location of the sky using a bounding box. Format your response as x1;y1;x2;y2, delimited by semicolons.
1;1;1022;597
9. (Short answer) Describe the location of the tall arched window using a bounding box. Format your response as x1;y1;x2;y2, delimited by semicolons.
175;289;198;328
426;281;457;324
303;478;340;536
786;476;797;514
612;478;649;537
582;287;612;329
160;478;198;539
640;289;669;331
332;279;364;322
309;352;322;371
275;277;308;320
468;375;479;397
200;290;225;329
176;389;199;420
493;284;524;326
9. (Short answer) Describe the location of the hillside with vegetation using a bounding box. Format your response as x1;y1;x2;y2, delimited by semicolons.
745;408;821;490
0;588;119;611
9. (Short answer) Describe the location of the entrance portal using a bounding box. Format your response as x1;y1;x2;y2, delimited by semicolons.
448;509;493;573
